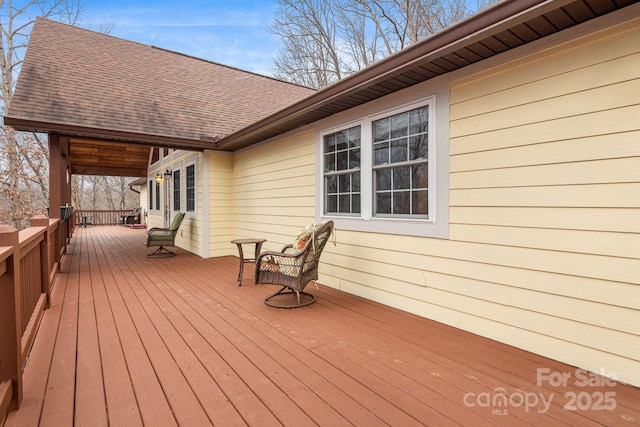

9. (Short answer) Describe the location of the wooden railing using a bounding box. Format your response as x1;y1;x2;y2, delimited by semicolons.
74;209;131;227
0;216;63;422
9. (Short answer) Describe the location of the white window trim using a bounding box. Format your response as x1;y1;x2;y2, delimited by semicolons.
315;76;450;238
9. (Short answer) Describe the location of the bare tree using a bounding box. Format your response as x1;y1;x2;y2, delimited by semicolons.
72;175;139;211
0;0;84;228
271;0;494;89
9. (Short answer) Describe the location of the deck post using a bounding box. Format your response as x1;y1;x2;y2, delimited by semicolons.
0;225;23;412
31;215;52;309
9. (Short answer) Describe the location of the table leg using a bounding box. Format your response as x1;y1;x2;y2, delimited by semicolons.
236;243;245;286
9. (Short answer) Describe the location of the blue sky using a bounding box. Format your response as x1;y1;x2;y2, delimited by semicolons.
82;0;279;76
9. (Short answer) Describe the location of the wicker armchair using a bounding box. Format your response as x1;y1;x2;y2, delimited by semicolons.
121;207;141;225
145;212;184;257
255;221;334;308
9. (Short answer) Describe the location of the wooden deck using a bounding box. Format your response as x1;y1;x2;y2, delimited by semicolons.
4;226;639;426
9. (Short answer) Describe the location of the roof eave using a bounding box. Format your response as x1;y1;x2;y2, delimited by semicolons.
214;0;571;151
4;116;213;151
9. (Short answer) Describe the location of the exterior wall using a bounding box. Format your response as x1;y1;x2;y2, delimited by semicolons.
138;184;148;224
148;150;204;256
207;151;235;257
232;130;317;252
228;14;639;386
445;16;640;386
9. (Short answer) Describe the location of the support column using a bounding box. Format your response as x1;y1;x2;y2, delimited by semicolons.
48;134;62;218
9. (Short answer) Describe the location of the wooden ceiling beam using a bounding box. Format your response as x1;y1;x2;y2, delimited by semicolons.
71;165;147;177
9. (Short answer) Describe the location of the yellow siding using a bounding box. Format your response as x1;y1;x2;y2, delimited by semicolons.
444;17;639;385
208;151;234;257
138;185;148;224
232;131;316;252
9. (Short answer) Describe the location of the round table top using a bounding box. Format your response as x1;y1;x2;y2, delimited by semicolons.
231;238;266;245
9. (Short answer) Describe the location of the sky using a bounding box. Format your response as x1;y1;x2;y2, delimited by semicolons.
82;0;280;76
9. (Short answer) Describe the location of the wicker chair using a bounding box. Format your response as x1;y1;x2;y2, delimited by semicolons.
145;212;184;257
255;221;334;308
120;207;142;225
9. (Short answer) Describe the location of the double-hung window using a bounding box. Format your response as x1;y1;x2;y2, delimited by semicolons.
323;126;361;215
155;181;161;211
372;105;429;217
149;179;154;211
173;169;181;212
185;163;196;212
318;90;449;238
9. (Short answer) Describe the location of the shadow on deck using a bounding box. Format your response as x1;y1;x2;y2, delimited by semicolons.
5;226;639;426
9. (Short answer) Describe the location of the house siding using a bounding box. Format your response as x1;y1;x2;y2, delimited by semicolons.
444;16;640;385
232;131;316;251
207;151;234;257
139;185;148;224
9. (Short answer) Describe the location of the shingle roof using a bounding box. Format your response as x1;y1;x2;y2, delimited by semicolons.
7;18;315;147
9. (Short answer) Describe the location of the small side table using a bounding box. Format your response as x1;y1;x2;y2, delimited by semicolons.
231;238;266;286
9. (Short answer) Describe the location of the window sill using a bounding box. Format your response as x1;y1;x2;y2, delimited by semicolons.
318;215;448;238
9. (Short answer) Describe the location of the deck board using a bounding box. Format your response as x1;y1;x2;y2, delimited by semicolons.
5;226;640;426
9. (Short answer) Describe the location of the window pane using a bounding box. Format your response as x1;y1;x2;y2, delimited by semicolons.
349;148;360;169
326;175;337;193
352;194;361;214
409;135;428;160
372;117;389;142
339;194;350;213
324;133;336;151
391;138;408;163
339;174;350;192
376;168;391;191
325;153;335;172
337;150;348;170
393;166;411;190
412;190;428;215
390;113;408;139
376;192;391;214
374;142;389;165
349;127;361;147
413;164;428;188
336;130;348;150
409;106;428;135
393;191;410;214
325;194;337;213
352;172;360;192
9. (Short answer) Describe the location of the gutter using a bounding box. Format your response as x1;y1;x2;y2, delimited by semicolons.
214;0;560;150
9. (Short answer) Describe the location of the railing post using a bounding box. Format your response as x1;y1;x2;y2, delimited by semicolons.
31;215;52;310
0;225;23;412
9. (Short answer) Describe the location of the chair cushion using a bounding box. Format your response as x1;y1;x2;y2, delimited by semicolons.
169;212;184;230
149;232;174;241
293;222;323;251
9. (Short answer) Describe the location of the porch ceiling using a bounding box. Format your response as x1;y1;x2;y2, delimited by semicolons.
68;138;150;177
